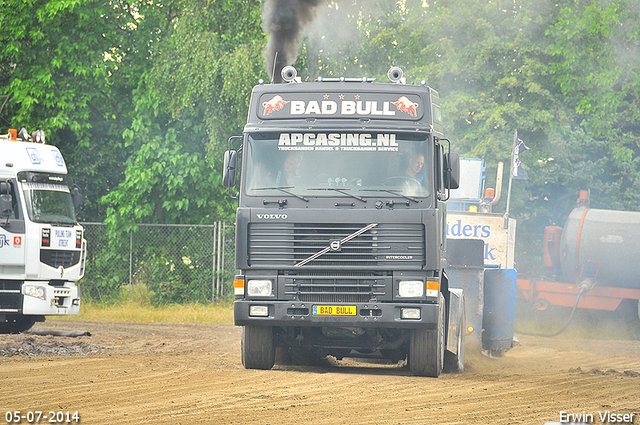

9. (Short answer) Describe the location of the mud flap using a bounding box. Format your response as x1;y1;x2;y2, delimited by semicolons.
446;288;464;355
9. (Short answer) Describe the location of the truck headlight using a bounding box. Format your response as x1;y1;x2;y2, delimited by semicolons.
24;285;46;300
398;280;424;298
246;280;273;297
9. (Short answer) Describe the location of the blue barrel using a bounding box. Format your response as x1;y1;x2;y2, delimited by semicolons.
482;268;516;352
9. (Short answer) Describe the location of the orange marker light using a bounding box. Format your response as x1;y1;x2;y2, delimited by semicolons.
233;278;245;296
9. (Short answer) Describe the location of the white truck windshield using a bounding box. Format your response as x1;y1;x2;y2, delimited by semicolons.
22;182;77;224
244;132;430;198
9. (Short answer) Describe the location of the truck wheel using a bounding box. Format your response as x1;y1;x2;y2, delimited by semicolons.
0;315;37;334
241;326;275;370
444;309;465;373
409;294;445;377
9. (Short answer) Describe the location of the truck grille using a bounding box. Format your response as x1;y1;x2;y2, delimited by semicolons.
283;272;390;303
248;222;425;269
40;250;81;268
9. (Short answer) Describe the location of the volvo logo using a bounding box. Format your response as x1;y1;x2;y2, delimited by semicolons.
329;240;341;251
256;214;288;220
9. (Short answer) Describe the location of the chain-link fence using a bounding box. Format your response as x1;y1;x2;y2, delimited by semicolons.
78;220;544;305
80;222;236;304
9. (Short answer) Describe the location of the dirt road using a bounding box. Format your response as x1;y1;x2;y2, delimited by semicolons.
1;317;639;425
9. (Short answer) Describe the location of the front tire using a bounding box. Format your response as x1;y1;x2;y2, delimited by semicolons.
241;326;275;370
409;294;445;377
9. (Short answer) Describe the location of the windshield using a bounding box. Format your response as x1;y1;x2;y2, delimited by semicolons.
22;182;77;224
244;132;431;198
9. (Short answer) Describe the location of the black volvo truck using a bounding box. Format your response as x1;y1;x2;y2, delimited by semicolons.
223;67;465;377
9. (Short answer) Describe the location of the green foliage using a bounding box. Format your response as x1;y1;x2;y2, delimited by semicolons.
299;0;640;235
130;226;217;305
80;223;236;305
101;0;261;237
0;0;179;220
80;224;128;302
5;0;640;283
144;0;264;150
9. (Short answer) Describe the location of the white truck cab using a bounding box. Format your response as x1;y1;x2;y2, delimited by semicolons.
0;128;85;333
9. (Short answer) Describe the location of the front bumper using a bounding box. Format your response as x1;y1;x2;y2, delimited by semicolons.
22;283;81;316
234;299;439;329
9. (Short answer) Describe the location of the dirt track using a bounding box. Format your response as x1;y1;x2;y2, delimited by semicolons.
1;316;639;425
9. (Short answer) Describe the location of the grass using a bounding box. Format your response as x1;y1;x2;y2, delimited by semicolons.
49;299;234;324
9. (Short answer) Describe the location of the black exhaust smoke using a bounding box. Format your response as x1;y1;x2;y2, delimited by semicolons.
262;0;321;83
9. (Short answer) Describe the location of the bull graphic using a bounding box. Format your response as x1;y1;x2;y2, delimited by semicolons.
391;96;419;117
262;95;289;116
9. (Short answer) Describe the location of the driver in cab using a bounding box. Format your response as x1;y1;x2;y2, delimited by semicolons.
405;152;425;185
275;152;303;186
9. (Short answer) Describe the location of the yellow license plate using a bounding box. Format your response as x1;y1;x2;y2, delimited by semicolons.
312;305;357;316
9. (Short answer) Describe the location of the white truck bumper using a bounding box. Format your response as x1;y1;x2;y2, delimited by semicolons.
22;282;81;316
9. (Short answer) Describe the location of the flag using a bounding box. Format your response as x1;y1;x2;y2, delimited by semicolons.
511;130;530;180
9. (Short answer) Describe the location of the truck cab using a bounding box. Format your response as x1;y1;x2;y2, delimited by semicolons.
0;128;85;333
224;67;464;376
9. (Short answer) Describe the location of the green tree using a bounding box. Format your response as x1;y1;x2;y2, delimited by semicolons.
102;0;264;231
544;0;640;210
302;0;640;230
99;0;265;302
0;0;179;220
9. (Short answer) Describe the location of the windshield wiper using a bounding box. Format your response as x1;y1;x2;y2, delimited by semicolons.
254;186;309;202
361;188;419;203
307;187;366;203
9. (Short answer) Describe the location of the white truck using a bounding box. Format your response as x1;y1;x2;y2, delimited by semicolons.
0;128;85;333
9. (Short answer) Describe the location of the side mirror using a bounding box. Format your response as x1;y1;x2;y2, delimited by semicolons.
444;152;460;190
0;181;13;219
222;150;238;188
73;186;83;211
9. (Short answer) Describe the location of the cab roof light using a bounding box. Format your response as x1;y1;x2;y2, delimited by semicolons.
2;128;45;143
32;129;45;144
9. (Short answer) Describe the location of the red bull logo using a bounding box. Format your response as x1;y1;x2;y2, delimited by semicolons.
262;95;289;116
391;96;419;117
